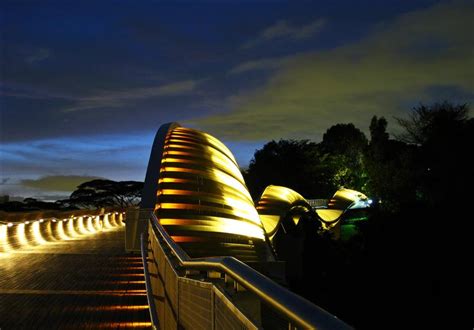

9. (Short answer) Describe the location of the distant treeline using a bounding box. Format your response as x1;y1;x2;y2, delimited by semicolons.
0;180;143;212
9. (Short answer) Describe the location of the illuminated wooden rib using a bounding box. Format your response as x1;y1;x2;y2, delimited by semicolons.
258;186;369;233
256;185;314;242
327;188;368;210
153;125;269;262
315;188;368;228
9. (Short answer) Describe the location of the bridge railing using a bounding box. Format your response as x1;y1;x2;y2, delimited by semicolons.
142;212;352;330
306;199;329;209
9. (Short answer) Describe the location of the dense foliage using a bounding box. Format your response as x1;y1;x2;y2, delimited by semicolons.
244;102;471;328
243;123;369;200
244;102;473;212
0;180;143;211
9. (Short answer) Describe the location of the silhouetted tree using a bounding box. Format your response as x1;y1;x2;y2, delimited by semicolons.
244;140;333;199
395;102;469;144
320;123;368;155
0;198;71;211
68;179;143;209
0;201;30;212
365;116;420;211
369;115;389;144
245;125;370;200
395;102;473;206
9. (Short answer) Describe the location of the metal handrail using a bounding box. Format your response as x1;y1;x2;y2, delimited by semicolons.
150;213;352;330
140;231;160;330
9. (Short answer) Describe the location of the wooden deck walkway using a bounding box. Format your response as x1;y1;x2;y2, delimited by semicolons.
0;226;151;329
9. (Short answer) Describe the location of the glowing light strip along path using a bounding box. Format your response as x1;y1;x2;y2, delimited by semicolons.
0;212;125;254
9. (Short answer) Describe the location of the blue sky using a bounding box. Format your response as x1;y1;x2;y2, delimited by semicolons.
1;0;473;199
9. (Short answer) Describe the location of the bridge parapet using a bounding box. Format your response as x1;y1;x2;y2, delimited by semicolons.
142;213;352;330
125;207;152;252
138;123;354;329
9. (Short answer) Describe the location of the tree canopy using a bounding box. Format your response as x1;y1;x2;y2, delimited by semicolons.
320;123;368;155
67;179;143;209
244;102;471;211
244;140;327;199
242;102;471;329
244;124;369;200
395;102;469;145
395;102;473;206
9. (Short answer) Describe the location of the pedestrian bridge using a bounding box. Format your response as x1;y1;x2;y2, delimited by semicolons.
136;123;354;329
0;123;358;329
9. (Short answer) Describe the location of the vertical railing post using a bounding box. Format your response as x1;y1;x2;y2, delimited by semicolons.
210;282;215;330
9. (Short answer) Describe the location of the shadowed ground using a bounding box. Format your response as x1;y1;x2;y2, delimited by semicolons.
0;227;151;329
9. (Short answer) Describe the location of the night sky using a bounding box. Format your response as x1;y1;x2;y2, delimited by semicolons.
1;0;473;200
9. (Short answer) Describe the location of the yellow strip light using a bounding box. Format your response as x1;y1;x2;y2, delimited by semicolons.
96;322;152;328
111;214;119;226
159;189;258;220
172;127;238;164
55;220;68;240
158;166;251;202
94;215;102;230
77;217;89;235
0;224;11;253
103;214;113;229
86;216;96;232
0;212;123;256
158;178;254;205
67;218;80;237
160;218;264;239
163;139;240;170
16;223;29;246
32;221;47;244
155;126;266;261
78;305;149;312
118;213;125;226
327;188;368;210
256;185;313;239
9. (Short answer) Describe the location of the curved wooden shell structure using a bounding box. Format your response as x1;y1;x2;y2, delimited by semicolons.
143;123;271;263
